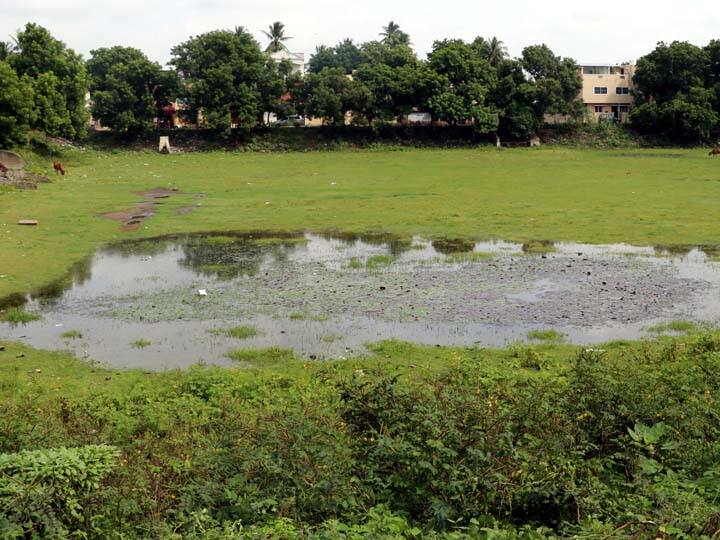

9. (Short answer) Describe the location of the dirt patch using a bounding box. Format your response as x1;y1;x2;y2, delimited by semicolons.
175;206;196;216
100;202;156;231
135;188;181;199
100;188;184;231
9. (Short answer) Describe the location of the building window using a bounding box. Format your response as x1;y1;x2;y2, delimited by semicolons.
616;87;630;95
619;105;630;113
594;87;608;94
594;106;604;113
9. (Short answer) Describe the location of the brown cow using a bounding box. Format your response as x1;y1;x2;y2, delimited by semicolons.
709;147;720;157
53;161;65;175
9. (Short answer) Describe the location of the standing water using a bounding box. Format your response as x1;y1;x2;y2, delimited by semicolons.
2;232;720;369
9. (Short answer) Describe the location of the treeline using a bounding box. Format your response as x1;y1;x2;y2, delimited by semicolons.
1;22;720;148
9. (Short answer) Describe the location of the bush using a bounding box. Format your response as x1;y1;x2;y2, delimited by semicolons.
0;445;119;538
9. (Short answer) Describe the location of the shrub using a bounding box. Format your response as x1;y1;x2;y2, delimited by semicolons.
0;445;119;538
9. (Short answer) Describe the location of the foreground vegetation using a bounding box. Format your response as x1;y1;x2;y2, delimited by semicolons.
2;146;720;300
2;332;720;538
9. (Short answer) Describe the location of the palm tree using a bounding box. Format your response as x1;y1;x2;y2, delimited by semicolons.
379;21;410;46
233;26;246;36
486;37;507;65
0;36;18;61
0;42;13;61
263;21;291;53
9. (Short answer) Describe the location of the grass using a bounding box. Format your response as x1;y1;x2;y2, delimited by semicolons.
4;147;720;300
289;312;306;320
213;325;259;339
225;346;296;366
365;255;394;269
0;307;41;325
445;251;492;263
131;339;151;349
59;329;83;339
645;320;697;334
527;329;566;343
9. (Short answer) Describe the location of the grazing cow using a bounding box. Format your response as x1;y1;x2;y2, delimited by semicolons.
53;161;65;175
709;147;720;157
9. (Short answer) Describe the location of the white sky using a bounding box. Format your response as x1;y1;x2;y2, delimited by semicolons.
2;0;719;67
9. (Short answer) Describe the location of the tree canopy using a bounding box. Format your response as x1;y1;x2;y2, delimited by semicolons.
0;61;34;147
170;29;267;130
8;23;88;139
632;41;720;141
87;46;177;134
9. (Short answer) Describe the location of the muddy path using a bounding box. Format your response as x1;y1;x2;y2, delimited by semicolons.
98;188;202;231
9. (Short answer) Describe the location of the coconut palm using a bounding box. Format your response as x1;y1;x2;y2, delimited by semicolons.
0;42;13;61
0;36;18;61
379;21;410;46
486;37;507;65
263;21;291;53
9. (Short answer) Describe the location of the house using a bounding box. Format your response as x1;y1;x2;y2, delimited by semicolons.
270;50;305;74
579;63;635;123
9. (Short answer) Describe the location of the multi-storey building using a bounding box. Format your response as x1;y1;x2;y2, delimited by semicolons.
579;63;635;123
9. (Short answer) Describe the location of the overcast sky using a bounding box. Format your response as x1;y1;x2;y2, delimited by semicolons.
3;0;719;66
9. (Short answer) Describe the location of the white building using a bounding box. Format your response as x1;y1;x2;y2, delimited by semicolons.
270;50;305;74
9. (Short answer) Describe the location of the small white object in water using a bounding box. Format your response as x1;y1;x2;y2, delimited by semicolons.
198;289;208;296
55;323;63;327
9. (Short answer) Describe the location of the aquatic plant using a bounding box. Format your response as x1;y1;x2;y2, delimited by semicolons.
1;308;41;326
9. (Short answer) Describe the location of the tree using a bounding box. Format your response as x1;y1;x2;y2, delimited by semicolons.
426;39;498;131
0;41;16;61
632;41;718;141
9;23;88;139
308;39;363;74
31;72;72;136
263;21;291;53
258;57;298;125
170;29;266;130
300;68;373;125
521;44;583;118
634;41;708;103
0;61;34;147
87;46;176;134
473;36;507;66
379;21;410;46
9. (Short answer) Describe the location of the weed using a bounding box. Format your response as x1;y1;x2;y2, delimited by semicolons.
60;330;83;339
445;251;492;263
212;326;259;339
527;329;565;343
645;320;697;334
131;339;151;349
1;308;41;326
366;255;394;270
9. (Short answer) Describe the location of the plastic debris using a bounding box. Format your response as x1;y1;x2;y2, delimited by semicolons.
197;289;208;296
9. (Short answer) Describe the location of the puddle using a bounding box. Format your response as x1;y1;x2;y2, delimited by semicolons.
2;233;720;369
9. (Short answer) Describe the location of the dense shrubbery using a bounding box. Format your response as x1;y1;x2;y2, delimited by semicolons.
2;333;720;538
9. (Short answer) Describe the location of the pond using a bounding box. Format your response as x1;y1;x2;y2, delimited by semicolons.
2;232;720;369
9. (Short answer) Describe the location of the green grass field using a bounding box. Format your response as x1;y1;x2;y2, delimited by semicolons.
2;146;719;299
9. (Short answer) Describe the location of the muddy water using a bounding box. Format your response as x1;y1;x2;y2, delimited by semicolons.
2;233;720;369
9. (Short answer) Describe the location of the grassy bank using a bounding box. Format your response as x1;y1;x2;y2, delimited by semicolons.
2;146;720;299
2;333;720;537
